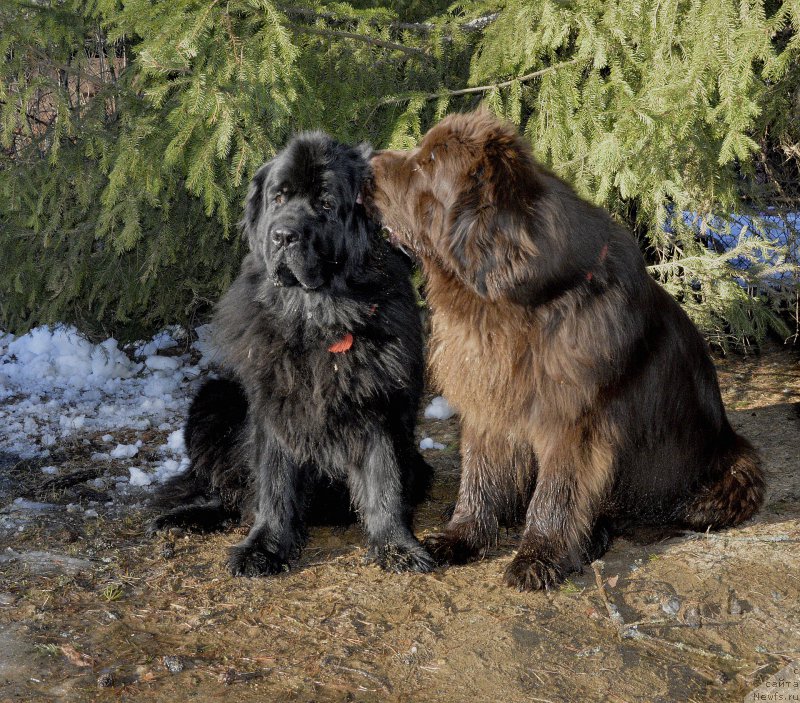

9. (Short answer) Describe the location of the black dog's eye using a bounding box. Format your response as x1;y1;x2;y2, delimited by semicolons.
274;193;285;205
320;199;333;211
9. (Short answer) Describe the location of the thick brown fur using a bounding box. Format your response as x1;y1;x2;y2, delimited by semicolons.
368;110;765;591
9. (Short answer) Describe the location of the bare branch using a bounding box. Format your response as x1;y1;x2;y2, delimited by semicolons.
377;58;582;107
286;22;430;59
281;7;499;35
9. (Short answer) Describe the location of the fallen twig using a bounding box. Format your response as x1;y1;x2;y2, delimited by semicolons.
37;467;102;494
591;561;740;662
591;560;626;638
322;658;392;693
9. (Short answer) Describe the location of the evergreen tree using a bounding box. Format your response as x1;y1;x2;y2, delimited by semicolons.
1;0;798;346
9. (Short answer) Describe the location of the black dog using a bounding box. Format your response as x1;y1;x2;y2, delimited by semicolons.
150;133;434;576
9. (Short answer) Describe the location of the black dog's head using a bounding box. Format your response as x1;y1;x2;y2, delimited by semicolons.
242;132;374;291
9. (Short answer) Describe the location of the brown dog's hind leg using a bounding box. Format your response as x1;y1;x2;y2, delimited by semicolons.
505;431;614;591
682;433;764;531
424;427;534;565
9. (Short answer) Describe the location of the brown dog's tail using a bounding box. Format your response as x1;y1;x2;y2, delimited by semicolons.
683;433;765;531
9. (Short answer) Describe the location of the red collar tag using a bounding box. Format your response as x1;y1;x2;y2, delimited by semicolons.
328;333;354;353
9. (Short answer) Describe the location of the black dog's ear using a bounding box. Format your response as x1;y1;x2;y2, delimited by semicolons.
354;143;374;207
241;160;273;248
356;142;373;161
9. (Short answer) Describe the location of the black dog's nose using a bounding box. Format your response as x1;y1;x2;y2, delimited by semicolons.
272;227;300;247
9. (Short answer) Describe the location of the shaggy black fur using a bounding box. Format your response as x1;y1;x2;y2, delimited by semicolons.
150;133;434;576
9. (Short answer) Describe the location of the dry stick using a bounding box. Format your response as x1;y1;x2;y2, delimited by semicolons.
678;532;800;544
591;560;625;638
287;23;430;59
379;58;582;107
323;661;392;693
38;467;103;494
590;561;739;663
282;7;499;35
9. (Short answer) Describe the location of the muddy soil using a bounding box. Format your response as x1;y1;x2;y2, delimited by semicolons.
1;344;798;702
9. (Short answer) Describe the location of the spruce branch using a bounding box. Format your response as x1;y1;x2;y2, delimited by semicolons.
286;23;430;60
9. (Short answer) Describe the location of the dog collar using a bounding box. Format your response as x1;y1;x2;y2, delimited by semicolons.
327;304;378;353
328;333;354;353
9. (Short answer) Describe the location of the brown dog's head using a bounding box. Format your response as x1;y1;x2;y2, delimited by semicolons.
369;110;554;300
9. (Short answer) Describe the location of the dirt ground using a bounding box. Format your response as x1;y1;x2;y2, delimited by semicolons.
1;343;799;703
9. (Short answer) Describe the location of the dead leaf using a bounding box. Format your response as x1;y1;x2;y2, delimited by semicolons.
606;575;619;588
60;644;94;668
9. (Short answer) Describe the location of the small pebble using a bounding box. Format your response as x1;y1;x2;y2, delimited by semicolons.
661;595;681;616
728;595;743;616
683;605;701;627
97;672;114;688
606;603;625;625
221;668;237;685
84;509;99;519
163;655;184;673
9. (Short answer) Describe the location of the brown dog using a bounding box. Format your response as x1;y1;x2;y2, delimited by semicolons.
368;110;764;591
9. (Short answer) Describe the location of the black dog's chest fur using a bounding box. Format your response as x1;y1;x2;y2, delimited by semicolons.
215;253;422;468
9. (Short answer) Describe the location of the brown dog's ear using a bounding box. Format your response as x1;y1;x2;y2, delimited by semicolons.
441;114;603;306
445;126;542;299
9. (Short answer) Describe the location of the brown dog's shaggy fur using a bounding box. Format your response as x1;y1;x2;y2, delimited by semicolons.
369;110;764;591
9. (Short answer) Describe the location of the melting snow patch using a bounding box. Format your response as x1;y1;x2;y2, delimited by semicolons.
134;329;179;358
110;442;141;459
128;467;153;487
145;355;181;372
424;396;455;420
419;437;446;450
155;457;189;483
166;429;185;454
10;498;58;512
191;324;219;368
0;324;198;459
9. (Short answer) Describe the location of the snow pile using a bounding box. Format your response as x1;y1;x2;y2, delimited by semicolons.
424;396;456;420
419;437;446;451
0;325;195;486
1;325;140;395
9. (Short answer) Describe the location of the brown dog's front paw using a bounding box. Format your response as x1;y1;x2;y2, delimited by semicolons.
504;553;565;591
422;531;480;565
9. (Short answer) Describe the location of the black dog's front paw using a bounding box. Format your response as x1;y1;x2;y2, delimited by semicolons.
366;541;435;574
504;552;566;591
227;543;288;577
422;531;480;565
